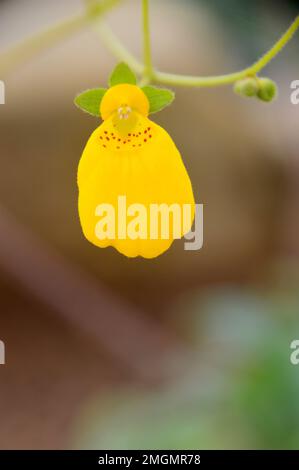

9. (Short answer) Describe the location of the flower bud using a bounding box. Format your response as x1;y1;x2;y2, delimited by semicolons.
256;78;277;102
234;78;259;97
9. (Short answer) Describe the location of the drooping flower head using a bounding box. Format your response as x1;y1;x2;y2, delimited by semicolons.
75;63;195;258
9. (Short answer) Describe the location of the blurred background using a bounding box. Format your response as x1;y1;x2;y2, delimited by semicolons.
0;0;299;450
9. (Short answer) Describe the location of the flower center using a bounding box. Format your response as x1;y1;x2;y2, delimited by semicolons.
100;84;149;121
113;107;137;135
117;104;132;120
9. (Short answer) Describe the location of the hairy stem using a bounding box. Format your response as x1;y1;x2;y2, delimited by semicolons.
0;0;121;76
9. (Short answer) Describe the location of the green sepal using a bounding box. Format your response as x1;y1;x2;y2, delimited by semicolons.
142;85;175;113
109;62;137;87
74;88;107;116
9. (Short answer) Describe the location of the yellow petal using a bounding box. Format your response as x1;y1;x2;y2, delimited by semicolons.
78;112;195;258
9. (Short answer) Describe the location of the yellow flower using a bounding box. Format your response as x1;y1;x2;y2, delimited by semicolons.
78;83;195;258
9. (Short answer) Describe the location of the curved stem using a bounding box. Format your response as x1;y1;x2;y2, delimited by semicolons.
0;0;298;90
97;15;299;88
0;0;121;77
151;15;299;87
142;0;153;79
250;15;299;75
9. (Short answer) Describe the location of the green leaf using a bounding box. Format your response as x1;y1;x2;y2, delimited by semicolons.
142;86;175;113
109;63;137;87
74;88;107;116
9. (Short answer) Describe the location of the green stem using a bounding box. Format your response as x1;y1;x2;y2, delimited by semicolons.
97;15;299;87
0;0;121;77
152;15;299;87
138;76;151;87
1;0;298;90
95;23;144;74
142;0;153;79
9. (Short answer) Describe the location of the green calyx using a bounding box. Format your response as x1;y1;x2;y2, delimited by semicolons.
141;85;174;113
109;62;137;86
74;62;175;117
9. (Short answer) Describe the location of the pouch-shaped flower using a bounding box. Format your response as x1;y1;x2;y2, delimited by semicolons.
77;83;195;258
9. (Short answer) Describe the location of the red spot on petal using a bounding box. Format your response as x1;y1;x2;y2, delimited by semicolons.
144;139;147;142
149;134;152;138
104;131;108;134
106;137;110;141
144;130;147;134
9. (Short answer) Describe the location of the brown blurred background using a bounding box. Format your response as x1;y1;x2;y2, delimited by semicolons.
0;0;299;450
